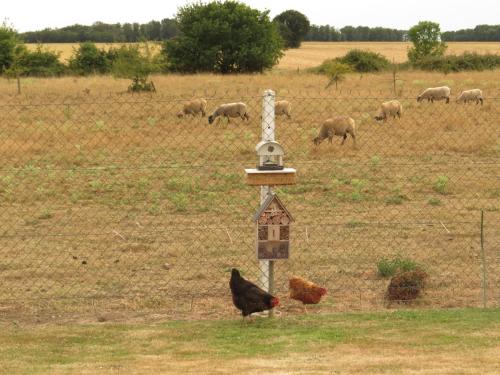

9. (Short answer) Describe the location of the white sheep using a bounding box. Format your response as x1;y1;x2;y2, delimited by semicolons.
417;86;451;104
177;98;207;118
208;102;249;124
374;100;402;122
456;89;483;105
275;100;292;119
313;116;356;147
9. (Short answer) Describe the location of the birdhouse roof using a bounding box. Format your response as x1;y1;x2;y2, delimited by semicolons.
255;140;284;156
252;193;294;223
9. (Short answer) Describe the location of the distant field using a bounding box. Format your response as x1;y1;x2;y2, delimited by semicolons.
26;41;500;69
278;41;500;69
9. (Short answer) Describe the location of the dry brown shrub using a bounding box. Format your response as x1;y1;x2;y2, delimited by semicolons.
386;269;428;302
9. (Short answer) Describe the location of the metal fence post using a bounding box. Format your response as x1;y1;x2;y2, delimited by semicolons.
259;89;276;314
480;210;487;308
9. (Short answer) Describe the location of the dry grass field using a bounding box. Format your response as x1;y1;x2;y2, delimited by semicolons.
0;50;499;323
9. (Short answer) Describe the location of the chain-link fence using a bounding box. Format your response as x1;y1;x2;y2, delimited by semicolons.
0;89;498;321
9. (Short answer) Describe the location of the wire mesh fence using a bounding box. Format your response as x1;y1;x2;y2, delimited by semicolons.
0;89;498;321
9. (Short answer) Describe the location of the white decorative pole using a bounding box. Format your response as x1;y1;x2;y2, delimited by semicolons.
260;90;275;301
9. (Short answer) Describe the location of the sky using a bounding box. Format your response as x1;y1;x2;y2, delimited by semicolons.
3;0;500;33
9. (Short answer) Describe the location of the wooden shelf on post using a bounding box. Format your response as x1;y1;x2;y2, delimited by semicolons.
245;168;297;186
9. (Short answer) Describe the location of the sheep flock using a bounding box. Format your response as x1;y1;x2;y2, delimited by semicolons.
177;86;484;147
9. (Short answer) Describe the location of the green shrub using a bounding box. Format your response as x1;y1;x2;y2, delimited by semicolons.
428;197;442;206
377;257;420;278
15;45;66;76
111;44;161;92
169;193;188;212
415;52;500;73
69;42;111;75
337;49;390;72
323;61;352;89
433;176;449;195
311;49;390;75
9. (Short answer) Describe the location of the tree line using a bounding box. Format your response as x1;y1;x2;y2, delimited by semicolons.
305;25;406;42
21;20;500;44
441;25;500;41
22;20;178;43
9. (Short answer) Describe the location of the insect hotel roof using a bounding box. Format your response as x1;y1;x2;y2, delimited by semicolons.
252;193;294;223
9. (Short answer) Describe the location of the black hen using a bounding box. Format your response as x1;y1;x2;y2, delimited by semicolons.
229;268;280;317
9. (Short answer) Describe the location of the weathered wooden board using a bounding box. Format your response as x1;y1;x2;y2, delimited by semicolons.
245;168;296;186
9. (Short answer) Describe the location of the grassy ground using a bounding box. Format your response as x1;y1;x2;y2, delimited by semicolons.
1;308;499;374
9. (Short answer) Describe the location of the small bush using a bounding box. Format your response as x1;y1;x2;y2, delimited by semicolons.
386;269;428;302
337;49;390;73
433;176;449;195
127;77;156;93
311;49;390;74
323;61;352;89
428;197;442;206
349;179;368;202
15;45;66;76
370;155;381;168
169;193;188;212
384;187;408;205
377;257;420;278
111;44;161;92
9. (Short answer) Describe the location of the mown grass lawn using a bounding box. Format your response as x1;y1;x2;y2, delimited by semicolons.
1;308;499;374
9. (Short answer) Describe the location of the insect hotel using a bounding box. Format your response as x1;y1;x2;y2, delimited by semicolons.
253;193;294;260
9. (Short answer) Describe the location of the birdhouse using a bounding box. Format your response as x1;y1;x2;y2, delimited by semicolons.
256;141;284;171
253;193;294;260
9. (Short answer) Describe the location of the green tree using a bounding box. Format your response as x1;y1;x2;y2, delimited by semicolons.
273;10;310;48
0;22;23;74
163;1;283;73
408;21;447;63
111;44;160;92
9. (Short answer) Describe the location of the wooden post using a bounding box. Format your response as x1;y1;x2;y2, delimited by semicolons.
16;72;21;95
260;89;275;317
392;58;396;96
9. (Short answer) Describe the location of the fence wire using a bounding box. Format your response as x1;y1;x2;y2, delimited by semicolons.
0;90;499;321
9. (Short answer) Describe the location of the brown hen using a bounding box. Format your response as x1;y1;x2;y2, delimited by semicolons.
289;276;327;313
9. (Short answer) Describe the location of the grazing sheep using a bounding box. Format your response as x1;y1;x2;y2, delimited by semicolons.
417;86;451;104
275;100;292;119
313;116;356;147
208;102;249;124
374;100;403;122
456;89;483;105
177;98;207;118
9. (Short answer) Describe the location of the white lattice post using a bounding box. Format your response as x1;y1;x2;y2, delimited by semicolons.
260;90;275;308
